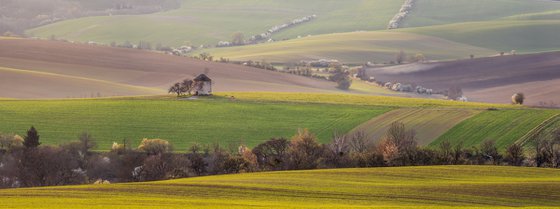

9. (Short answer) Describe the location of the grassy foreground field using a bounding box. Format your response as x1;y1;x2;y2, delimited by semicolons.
1;166;559;208
0;96;390;150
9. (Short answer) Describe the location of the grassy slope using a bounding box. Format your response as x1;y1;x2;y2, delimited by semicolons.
1;166;560;208
402;0;560;27
207;19;560;63
27;0;402;47
349;108;480;146
0;96;390;150
203;31;496;64
0;92;525;151
432;109;559;149
401;20;560;53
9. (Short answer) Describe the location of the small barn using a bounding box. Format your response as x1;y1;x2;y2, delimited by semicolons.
193;74;212;96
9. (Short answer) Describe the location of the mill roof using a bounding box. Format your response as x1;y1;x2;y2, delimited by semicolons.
194;74;212;82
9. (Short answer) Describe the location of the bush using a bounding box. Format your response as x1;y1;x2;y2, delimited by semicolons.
512;93;525;105
138;139;172;155
480;140;501;165
252;138;290;170
286;129;323;170
0;134;24;151
336;77;352;90
380;122;418;166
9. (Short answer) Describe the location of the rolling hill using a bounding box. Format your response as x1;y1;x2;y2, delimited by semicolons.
0;92;542;151
206;19;560;64
366;51;560;106
202;31;497;64
21;0;560;66
1;166;559;208
402;20;560;54
0;38;341;99
26;0;403;47
0;96;390;150
402;0;560;27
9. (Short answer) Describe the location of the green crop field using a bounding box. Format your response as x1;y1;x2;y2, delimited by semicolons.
202;31;496;64
1;166;559;208
431;109;560;149
206;19;560;63
402;20;560;54
0;95;390;150
349;108;480;145
26;0;403;47
0;92;543;152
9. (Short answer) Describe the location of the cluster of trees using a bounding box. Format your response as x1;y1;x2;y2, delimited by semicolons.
329;70;352;90
394;50;425;65
3;123;557;189
168;78;195;96
387;0;415;29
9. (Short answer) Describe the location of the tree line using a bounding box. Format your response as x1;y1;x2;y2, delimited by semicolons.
1;123;559;189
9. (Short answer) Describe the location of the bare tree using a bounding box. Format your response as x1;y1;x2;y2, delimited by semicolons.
168;82;183;96
505;143;524;166
181;79;194;95
380;122;418;166
480;140;501;165
438;140;453;164
396;50;406;64
348;131;371;153
252;138;289;170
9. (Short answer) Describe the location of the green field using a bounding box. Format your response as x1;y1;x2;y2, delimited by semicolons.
431;109;560;149
202;31;496;64
0;92;546;152
26;0;403;47
206;19;560;63
0;95;391;150
349;108;480;145
1;166;559;208
402;20;560;54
